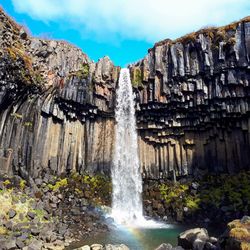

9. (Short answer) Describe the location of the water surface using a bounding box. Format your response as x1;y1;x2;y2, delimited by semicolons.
72;224;188;250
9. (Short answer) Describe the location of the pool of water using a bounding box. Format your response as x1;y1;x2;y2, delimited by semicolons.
71;224;189;250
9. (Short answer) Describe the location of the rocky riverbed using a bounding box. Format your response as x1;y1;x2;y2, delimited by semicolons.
0;171;249;250
0;171;111;250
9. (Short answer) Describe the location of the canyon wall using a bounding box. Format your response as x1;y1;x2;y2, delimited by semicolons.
130;18;250;178
0;9;119;177
0;8;249;179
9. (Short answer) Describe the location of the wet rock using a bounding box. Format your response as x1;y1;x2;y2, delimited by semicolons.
240;215;250;224
178;228;209;249
204;242;218;250
193;238;206;250
91;244;104;250
208;237;218;245
76;246;91;250
104;245;130;250
154;243;173;250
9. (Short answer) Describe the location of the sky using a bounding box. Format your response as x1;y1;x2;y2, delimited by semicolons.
1;0;250;67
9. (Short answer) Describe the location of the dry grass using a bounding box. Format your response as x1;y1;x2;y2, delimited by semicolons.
6;46;32;69
152;15;250;49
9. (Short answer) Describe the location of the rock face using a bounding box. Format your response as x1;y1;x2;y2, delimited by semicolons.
0;9;119;177
129;18;250;179
0;7;250;179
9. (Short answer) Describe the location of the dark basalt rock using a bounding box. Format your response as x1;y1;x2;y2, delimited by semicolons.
8;209;16;219
0;7;249;180
129;19;250;179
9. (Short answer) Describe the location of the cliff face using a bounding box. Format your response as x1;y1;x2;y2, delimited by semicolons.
130;18;250;178
0;9;119;177
0;8;249;179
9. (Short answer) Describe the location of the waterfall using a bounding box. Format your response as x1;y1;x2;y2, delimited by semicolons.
111;68;143;225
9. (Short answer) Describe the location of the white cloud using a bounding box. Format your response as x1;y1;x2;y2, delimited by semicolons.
11;0;250;43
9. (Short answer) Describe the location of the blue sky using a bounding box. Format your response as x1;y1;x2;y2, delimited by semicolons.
1;0;250;67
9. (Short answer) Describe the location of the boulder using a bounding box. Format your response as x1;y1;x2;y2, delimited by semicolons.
104;244;130;250
76;246;91;250
91;244;104;250
154;243;173;250
178;228;209;249
193;238;206;250
220;216;250;250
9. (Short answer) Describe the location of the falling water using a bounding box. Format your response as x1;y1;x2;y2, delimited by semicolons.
111;68;143;225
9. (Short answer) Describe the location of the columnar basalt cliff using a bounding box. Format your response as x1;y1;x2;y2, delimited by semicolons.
0;9;119;177
0;8;249;179
130;19;250;179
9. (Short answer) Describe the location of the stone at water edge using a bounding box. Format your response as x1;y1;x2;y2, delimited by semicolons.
91;244;104;250
104;244;130;250
74;244;130;250
154;243;173;250
178;228;209;249
77;246;91;250
193;238;206;250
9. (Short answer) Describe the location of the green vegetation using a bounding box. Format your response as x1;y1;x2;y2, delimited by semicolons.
157;172;250;222
47;178;68;191
158;171;250;217
3;179;11;186
70;63;90;79
4;44;44;85
0;186;50;233
24;121;33;127
70;172;112;205
131;67;143;88
199;172;250;210
19;179;26;190
159;182;200;212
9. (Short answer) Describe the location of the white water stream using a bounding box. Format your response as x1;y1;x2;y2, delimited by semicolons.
111;68;166;228
111;68;143;225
